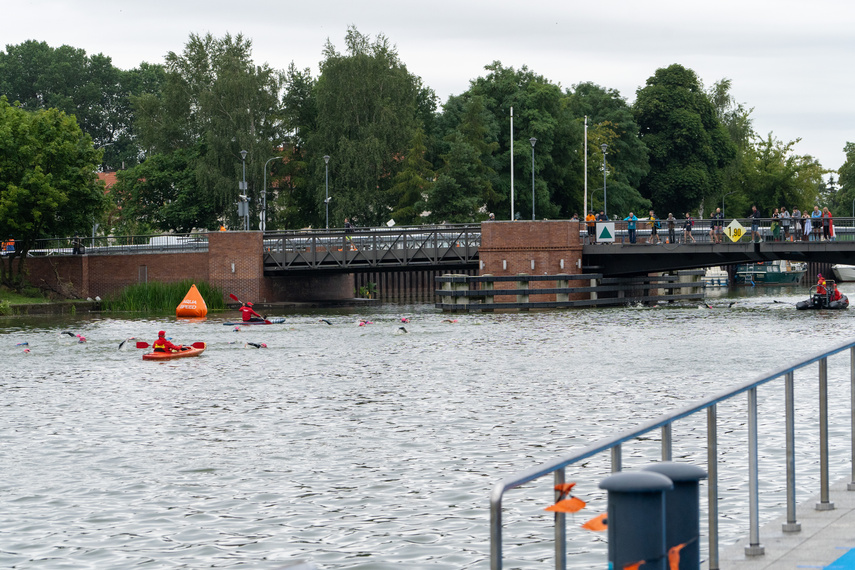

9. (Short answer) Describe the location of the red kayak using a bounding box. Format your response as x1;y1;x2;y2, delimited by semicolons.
143;343;206;361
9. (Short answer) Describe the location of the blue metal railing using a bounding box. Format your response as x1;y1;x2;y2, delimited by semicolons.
490;340;855;569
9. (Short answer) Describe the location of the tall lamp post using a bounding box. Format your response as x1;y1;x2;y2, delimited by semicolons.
529;137;537;220
600;144;608;218
323;155;330;229
239;150;248;230
722;190;737;218
261;156;279;232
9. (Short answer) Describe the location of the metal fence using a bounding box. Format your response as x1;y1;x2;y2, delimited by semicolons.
490;339;855;569
21;234;209;257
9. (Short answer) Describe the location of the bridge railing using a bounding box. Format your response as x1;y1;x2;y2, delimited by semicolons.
263;224;481;270
23;234;209;256
490;339;855;569
588;216;855;244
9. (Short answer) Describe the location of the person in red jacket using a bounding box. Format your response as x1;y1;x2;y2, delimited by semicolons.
239;302;265;323
153;330;183;353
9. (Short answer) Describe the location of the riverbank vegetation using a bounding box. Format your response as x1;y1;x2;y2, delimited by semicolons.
1;27;853;250
101;280;225;313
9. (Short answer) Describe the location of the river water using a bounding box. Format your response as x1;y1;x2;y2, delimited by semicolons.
2;287;855;569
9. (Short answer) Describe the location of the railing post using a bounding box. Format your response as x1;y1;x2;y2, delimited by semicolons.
745;387;765;556
490;486;502;570
554;468;566;570
661;423;672;462
556;273;569;305
611;444;622;472
517;273;529;311
783;371;801;531
482;275;494;312
707;404;720;570
817;357;835;510
850;346;855;491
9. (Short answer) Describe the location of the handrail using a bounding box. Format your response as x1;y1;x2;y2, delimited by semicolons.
490;338;855;569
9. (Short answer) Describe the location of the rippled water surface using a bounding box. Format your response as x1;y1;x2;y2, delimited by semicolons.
3;288;855;568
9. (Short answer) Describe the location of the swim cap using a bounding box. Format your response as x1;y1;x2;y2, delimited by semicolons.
158;330;165;337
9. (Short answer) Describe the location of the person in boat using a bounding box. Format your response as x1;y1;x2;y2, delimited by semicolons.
153;330;184;353
239;302;266;323
816;274;828;296
832;283;844;303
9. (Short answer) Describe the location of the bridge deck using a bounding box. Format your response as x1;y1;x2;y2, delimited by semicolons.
713;478;855;569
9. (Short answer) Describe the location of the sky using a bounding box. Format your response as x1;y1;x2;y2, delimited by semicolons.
5;0;854;174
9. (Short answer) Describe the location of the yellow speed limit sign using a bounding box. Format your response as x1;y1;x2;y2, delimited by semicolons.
725;219;745;242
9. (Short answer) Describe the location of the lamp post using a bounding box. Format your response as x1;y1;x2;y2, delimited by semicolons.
600;143;608;218
323;155;330;229
261;156;279;232
240;150;248;230
529;137;537;220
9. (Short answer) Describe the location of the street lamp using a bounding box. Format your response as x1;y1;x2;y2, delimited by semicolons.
529;137;537;220
600;144;608;218
261;156;279;232
240;150;248;230
323;155;330;229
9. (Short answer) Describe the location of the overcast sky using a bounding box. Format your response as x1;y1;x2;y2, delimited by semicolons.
5;0;854;174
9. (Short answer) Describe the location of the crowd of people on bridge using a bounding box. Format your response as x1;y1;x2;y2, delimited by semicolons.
576;205;839;245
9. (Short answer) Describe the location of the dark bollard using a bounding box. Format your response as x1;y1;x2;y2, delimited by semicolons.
599;470;674;570
643;462;708;570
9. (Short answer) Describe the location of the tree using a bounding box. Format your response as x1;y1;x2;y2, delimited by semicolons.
0;40;163;172
567;82;650;217
0;97;105;286
441;62;583;220
132;33;285;229
633;64;737;216
111;147;220;233
303;26;430;227
836;143;855;217
389;129;434;224
742;134;825;216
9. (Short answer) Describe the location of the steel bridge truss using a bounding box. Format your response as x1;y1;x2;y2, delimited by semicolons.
263;224;481;272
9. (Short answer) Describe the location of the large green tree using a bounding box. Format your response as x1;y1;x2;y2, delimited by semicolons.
442;62;583;220
567;82;650;217
0;40;163;172
300;27;434;228
0;97;105;286
633;64;737;216
836;143;855;217
133;33;285;229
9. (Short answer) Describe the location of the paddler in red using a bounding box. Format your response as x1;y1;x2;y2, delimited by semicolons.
239;302;265;323
153;330;182;353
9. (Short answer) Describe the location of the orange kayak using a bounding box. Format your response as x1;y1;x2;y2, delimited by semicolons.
142;343;206;361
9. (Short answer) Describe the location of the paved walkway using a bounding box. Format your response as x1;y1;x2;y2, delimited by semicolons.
711;479;855;569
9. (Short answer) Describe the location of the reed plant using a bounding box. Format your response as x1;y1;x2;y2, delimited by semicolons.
102;280;225;312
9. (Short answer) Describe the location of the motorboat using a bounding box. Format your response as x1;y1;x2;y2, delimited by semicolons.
832;264;855;282
734;260;806;286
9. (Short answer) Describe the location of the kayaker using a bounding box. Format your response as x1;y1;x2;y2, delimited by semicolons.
153;330;183;353
239;302;265;323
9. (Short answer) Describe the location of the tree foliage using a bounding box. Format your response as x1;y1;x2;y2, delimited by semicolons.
298;26;433;228
567;82;650;216
634;64;737;216
0;97;105;285
0;40;164;171
132;33;285;229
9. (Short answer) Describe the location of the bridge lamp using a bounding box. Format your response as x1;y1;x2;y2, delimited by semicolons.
262;156;279;232
601;144;608;218
324;155;331;229
529;137;537;220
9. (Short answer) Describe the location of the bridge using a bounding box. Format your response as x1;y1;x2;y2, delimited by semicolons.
260;219;855;276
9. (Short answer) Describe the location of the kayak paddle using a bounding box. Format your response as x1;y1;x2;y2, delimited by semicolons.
136;341;206;349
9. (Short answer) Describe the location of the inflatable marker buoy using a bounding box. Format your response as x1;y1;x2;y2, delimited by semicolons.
176;284;208;318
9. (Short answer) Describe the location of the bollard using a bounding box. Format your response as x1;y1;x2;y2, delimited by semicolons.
643;462;708;570
599;470;673;570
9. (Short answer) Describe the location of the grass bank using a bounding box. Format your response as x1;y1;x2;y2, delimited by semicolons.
101;280;226;313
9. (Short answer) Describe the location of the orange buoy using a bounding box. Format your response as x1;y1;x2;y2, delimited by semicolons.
176;284;208;317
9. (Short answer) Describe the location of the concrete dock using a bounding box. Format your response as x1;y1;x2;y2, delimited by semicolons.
711;479;855;569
